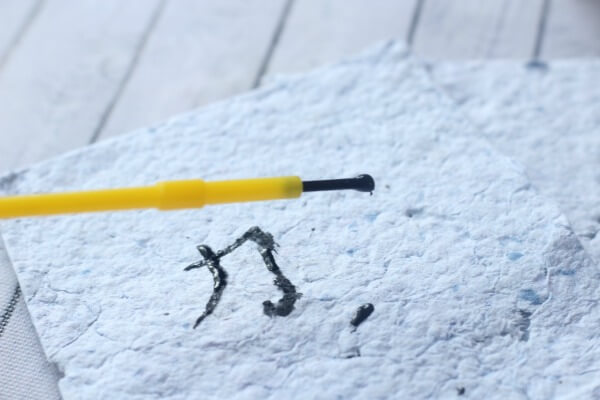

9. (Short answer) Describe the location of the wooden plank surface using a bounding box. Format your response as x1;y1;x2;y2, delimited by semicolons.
264;0;419;81
542;0;600;58
413;0;545;59
0;0;40;69
0;0;163;173
0;0;598;173
97;0;287;140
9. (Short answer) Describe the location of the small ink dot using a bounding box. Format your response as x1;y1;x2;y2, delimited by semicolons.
457;387;465;395
351;303;375;328
385;184;390;189
311;227;316;232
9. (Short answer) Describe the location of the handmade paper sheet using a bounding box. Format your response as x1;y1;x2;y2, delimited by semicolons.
3;43;599;399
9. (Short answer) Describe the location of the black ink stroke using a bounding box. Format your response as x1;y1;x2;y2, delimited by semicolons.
185;227;301;328
185;246;228;329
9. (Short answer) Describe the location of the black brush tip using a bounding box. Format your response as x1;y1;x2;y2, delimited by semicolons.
353;174;375;192
302;174;375;193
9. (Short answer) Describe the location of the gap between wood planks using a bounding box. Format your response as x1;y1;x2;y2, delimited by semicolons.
532;0;551;60
261;0;419;80
0;0;43;72
407;0;425;47
89;0;168;144
252;0;295;89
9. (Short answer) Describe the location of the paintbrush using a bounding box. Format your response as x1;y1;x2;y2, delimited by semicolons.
0;174;375;218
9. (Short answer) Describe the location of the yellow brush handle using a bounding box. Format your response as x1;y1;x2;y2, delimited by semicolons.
0;176;303;218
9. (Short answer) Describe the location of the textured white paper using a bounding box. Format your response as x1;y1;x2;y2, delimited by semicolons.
429;61;600;263
3;43;600;399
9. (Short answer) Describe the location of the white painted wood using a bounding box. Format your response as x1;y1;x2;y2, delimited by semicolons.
264;0;418;80
0;0;162;173
542;0;600;58
413;0;544;59
1;0;598;173
0;0;39;69
97;0;287;140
